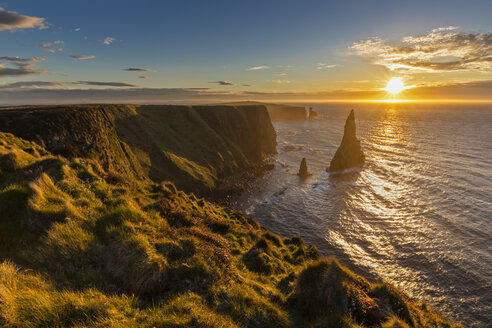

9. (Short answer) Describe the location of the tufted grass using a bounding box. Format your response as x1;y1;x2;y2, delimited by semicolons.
0;132;459;327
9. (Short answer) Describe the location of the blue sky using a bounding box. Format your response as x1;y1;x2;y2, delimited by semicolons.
1;0;491;104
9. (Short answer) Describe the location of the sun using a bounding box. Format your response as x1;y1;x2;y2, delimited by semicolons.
385;78;405;95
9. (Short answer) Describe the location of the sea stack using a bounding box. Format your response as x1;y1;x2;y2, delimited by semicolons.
298;157;312;177
327;109;365;172
308;107;318;119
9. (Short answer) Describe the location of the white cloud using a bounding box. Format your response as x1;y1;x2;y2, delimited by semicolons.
431;26;459;33
351;27;492;72
41;41;64;53
0;7;47;31
103;37;115;45
316;63;338;70
74;27;80;32
271;79;290;84
246;65;270;71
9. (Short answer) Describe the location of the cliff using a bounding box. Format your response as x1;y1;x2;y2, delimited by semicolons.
0;131;457;327
221;101;307;121
0;104;277;196
328;109;365;172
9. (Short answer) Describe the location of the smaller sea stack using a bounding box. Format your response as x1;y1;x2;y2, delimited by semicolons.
308;107;318;119
328;109;365;172
298;157;312;177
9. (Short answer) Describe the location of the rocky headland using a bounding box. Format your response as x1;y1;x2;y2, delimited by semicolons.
0;104;457;327
0;104;276;198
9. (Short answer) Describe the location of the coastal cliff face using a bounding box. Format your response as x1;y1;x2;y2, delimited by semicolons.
0;104;277;195
328;109;365;172
0;131;458;327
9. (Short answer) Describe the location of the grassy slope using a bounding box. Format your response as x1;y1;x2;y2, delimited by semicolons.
0;104;277;197
0;132;458;327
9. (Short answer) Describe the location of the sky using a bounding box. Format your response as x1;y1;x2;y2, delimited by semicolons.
1;0;491;104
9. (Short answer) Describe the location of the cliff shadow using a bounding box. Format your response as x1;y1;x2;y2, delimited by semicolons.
113;104;277;197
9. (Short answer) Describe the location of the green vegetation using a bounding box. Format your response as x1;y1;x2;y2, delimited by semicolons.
0;104;277;197
0;132;458;327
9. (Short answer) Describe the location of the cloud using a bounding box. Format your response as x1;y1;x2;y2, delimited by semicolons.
1;80;491;105
403;80;492;99
241;84;252;87
42;41;64;53
351;27;492;72
431;26;459;33
75;81;138;87
74;27;80;32
124;67;154;72
71;55;95;60
271;79;290;84
103;37;115;45
0;7;47;31
0;81;62;90
0;80;139;90
316;63;338;69
0;56;47;77
246;65;270;71
0;87;235;105
276;73;287;76
139;76;149;79
0;56;45;63
209;80;234;86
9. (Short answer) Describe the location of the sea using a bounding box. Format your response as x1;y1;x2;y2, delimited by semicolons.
232;103;492;327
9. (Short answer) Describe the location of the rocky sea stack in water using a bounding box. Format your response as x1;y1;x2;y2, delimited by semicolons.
328;109;365;172
297;157;312;177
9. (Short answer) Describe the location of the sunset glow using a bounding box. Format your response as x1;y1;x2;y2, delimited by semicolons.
0;2;490;105
385;78;405;95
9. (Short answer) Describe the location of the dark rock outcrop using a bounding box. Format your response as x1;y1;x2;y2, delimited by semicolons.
0;104;277;196
308;107;318;119
283;145;297;152
298;157;312;177
327;109;365;172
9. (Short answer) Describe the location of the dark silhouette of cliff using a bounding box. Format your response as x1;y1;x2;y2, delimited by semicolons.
328;109;365;172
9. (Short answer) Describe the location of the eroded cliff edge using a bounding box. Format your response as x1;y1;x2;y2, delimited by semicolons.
0;104;277;196
0;131;458;327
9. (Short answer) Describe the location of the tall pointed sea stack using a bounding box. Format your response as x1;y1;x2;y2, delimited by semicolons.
328;109;365;172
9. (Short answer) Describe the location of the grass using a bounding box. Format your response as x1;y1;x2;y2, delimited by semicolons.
0;104;277;197
0;131;459;327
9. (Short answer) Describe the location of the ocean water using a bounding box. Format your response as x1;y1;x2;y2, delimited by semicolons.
232;103;492;327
